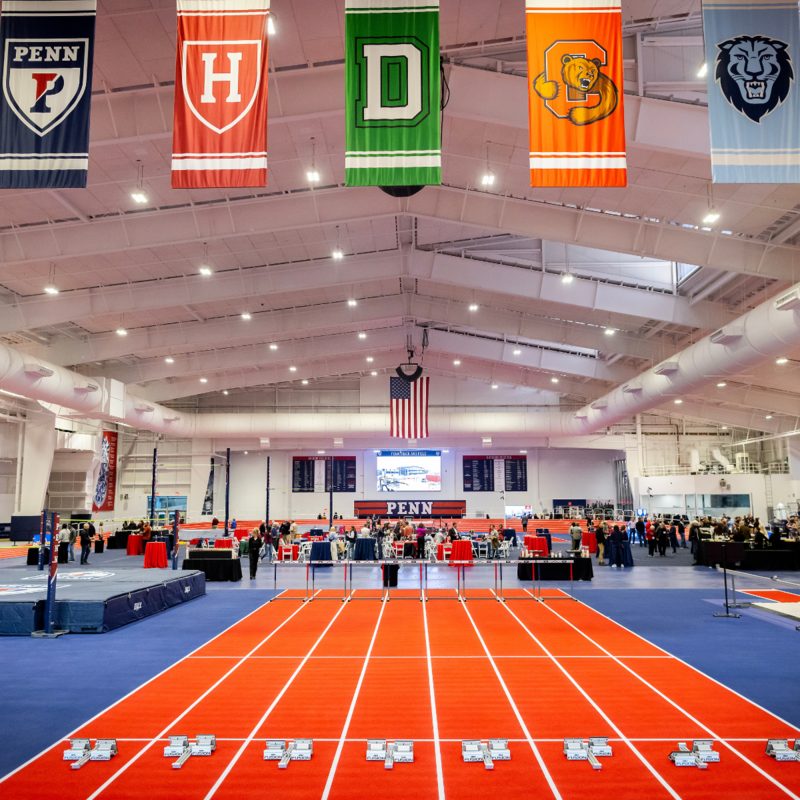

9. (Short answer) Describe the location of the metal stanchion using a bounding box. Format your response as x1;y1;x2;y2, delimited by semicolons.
714;544;741;619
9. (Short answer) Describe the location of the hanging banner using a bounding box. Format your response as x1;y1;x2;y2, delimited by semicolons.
171;0;269;188
93;431;118;513
525;0;626;187
201;458;214;515
0;0;96;188
345;0;441;187
703;0;800;183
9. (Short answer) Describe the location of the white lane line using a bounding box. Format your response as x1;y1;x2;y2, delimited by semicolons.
457;599;563;800
204;595;350;800
320;600;388;800
423;596;446;800
85;594;318;800
0;594;292;785
496;598;683;800
535;595;800;800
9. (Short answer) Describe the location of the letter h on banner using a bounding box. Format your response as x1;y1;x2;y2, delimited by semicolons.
171;0;270;188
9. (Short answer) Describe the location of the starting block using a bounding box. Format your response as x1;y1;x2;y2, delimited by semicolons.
462;739;510;770
766;740;800;762
563;737;613;770
366;740;414;769
63;739;118;769
164;735;216;769
263;739;313;768
669;740;719;768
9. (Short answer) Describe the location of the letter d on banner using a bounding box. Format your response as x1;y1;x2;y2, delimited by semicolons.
345;0;441;187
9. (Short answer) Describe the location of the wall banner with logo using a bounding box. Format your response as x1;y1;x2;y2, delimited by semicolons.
525;0;626;187
345;0;441;187
93;431;118;513
0;0;96;188
171;0;269;188
703;0;800;183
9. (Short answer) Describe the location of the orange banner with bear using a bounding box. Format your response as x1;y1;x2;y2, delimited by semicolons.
525;0;626;187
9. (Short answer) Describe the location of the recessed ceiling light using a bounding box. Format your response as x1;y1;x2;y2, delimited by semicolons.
358;332;366;339
717;382;726;387
491;384;498;389
371;371;377;376
269;343;278;350
348;299;357;306
200;377;208;383
199;266;212;276
289;366;297;372
674;399;682;404
776;357;788;364
366;356;373;362
44;285;59;295
302;379;308;385
513;349;521;355
469;303;478;311
165;357;174;363
116;328;127;336
604;327;614;336
453;360;460;365
551;377;559;383
241;312;251;320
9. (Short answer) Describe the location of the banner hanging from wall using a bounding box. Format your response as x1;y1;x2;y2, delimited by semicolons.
93;431;118;513
171;0;269;188
703;0;800;183
525;0;626;187
201;459;214;515
0;0;96;188
344;0;441;187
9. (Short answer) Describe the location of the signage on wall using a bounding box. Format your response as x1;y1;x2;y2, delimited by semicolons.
462;455;527;493
354;500;466;519
92;430;117;512
292;456;356;493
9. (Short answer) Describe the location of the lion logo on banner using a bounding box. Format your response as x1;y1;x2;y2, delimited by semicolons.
534;52;618;126
715;35;793;123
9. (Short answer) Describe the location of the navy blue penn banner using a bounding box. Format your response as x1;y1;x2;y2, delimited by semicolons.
703;0;800;183
0;0;96;188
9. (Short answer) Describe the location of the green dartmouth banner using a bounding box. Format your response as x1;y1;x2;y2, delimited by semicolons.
345;0;441;187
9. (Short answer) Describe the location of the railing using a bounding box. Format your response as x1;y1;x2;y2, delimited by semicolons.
641;462;789;477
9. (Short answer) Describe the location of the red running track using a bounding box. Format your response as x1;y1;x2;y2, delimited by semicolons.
2;587;800;800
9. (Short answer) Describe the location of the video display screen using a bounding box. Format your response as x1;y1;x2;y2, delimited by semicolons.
377;450;441;492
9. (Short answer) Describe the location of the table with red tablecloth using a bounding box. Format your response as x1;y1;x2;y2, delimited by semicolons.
215;538;234;549
279;544;300;561
582;531;597;554
126;534;143;555
449;540;473;565
143;541;168;568
524;535;549;555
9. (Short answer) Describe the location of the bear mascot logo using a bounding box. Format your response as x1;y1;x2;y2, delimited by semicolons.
715;35;793;123
534;52;618;126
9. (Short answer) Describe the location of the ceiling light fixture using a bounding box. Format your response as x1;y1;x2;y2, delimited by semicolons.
269;343;278;350
766;414;773;419
267;10;276;34
703;211;720;224
44;262;59;294
491;384;498;389
165;357;174;363
307;137;320;182
604;327;614;335
44;285;59;295
513;349;521;355
241;312;251;320
482;141;495;186
199;241;212;275
717;382;726;387
562;273;574;283
698;62;708;78
318;450;325;454
131;160;148;203
703;183;720;225
200;377;208;383
244;451;248;455
116;328;127;336
223;390;228;395
302;379;308;384
721;426;728;430
366;356;373;362
332;225;343;259
776;357;788;364
469;303;478;311
551;377;559;383
371;371;377;376
289;366;297;371
348;299;357;306
674;399;682;404
358;332;367;339
453;360;460;365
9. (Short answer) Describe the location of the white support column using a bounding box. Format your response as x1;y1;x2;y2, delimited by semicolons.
17;411;56;516
789;438;800;480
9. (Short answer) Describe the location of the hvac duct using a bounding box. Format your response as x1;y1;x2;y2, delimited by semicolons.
0;281;799;438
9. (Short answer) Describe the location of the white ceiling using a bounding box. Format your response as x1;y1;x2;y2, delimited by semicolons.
1;0;798;438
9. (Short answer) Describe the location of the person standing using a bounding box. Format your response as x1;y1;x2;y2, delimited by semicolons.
346;526;357;560
657;523;668;557
261;523;273;562
676;517;686;548
248;529;263;578
416;524;427;560
290;520;298;541
328;525;339;561
668;520;679;554
609;524;624;568
79;524;93;565
521;514;528;533
596;524;607;566
568;521;583;552
68;523;77;562
646;522;656;557
635;517;645;547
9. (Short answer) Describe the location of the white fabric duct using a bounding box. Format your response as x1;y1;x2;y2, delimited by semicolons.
0;281;798;438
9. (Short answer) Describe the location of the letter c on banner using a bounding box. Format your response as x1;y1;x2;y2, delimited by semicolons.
543;40;608;119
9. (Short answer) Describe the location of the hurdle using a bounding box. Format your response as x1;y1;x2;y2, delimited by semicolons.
267;558;584;602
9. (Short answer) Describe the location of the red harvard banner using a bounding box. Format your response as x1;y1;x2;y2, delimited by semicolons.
172;0;269;188
526;0;626;187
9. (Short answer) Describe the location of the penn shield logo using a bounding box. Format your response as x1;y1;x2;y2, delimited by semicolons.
181;40;262;134
3;39;89;136
716;35;794;123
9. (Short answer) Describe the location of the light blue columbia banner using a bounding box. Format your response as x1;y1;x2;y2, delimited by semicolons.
703;0;800;182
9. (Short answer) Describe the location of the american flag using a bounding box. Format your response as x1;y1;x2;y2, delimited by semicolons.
390;376;429;438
